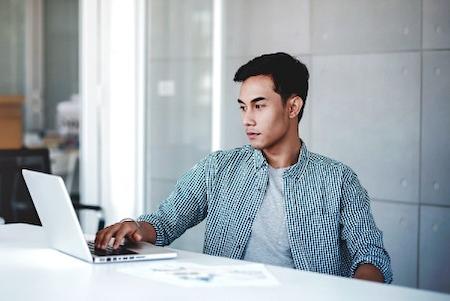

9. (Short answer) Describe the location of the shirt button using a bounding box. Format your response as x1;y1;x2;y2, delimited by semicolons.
237;245;241;249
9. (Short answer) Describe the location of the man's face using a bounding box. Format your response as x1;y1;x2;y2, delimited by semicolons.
238;75;292;151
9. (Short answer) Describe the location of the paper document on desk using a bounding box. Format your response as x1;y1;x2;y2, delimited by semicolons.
119;262;279;287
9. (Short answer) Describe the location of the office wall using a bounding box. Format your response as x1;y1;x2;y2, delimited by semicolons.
0;0;25;94
145;0;450;293
221;0;450;293
0;0;78;131
43;0;79;130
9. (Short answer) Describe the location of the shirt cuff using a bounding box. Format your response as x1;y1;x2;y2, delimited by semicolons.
351;256;393;284
136;214;166;246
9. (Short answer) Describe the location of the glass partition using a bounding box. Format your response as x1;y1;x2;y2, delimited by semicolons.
0;0;80;223
144;0;213;252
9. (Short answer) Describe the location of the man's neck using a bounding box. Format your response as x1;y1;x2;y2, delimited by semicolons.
262;135;302;169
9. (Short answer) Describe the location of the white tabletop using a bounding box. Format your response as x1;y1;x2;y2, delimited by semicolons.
0;223;448;301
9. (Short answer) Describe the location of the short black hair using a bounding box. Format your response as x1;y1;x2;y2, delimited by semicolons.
233;52;309;122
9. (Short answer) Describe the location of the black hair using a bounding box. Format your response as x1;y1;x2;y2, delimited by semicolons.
233;52;309;123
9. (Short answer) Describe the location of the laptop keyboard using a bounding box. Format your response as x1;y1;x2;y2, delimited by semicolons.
87;241;138;256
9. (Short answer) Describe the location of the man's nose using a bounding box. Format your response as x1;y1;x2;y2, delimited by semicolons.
242;109;256;126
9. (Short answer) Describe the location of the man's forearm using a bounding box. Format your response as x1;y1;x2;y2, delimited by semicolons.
354;263;384;283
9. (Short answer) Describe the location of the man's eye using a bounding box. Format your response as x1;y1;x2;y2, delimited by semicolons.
255;104;264;109
239;106;246;111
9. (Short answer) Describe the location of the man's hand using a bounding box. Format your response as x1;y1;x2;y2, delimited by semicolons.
354;263;384;283
94;220;157;249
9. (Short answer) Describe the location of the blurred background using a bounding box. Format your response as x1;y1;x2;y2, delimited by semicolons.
0;0;449;294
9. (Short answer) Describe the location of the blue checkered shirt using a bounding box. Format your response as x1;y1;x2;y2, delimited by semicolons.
138;142;393;283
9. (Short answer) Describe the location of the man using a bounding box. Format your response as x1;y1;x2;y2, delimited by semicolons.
95;52;392;283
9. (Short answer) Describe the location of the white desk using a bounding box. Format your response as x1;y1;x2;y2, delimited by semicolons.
0;224;448;301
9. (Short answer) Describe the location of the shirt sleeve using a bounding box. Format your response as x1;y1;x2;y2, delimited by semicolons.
340;167;393;283
136;154;212;246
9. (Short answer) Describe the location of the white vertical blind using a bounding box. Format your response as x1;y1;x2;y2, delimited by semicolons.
24;0;44;131
107;0;141;221
80;0;101;232
211;0;223;151
80;0;145;229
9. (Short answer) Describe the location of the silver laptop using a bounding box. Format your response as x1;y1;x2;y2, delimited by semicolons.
22;169;177;263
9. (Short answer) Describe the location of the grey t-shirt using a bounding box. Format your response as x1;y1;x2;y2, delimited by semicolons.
243;166;295;268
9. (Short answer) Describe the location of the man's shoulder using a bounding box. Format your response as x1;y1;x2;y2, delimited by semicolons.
209;144;255;164
306;150;353;176
196;145;254;174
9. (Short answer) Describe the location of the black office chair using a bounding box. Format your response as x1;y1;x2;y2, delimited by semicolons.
0;148;105;230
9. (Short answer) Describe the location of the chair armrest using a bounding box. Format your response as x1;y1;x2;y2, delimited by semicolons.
72;203;103;211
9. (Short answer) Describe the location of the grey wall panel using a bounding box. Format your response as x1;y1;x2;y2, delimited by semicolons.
221;57;252;150
147;0;212;59
145;58;211;252
423;0;450;49
300;56;313;147
150;145;209;181
145;1;213;255
421;51;450;206
310;53;421;203
311;0;421;53
147;59;212;149
146;59;211;198
419;205;450;293
224;0;310;58
170;220;206;253
148;178;176;211
371;200;418;288
299;93;313;147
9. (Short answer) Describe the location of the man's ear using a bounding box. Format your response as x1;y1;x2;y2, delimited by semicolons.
288;96;303;119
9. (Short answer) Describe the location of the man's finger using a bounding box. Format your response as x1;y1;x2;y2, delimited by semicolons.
113;225;133;249
130;228;142;242
95;226;110;247
98;224;120;249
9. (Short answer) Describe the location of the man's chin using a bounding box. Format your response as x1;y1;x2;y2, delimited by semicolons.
249;141;264;149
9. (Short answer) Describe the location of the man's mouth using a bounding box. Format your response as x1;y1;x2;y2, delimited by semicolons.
246;132;260;139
